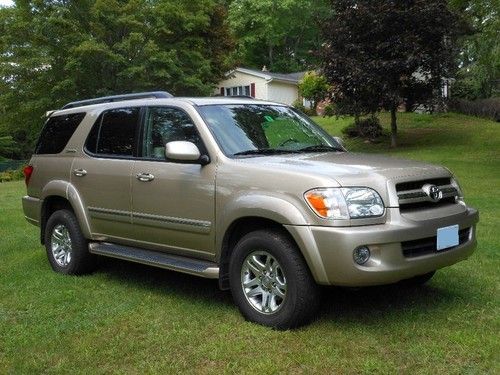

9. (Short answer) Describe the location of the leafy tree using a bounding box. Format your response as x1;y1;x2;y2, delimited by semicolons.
298;71;329;110
0;135;15;158
228;0;329;72
0;0;234;157
321;0;463;147
449;0;499;99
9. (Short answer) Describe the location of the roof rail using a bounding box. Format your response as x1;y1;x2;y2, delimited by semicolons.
227;95;255;99
61;91;174;110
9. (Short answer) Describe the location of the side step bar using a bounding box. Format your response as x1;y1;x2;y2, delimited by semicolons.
89;242;219;279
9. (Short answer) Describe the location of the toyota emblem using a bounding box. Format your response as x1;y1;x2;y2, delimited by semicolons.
422;184;443;202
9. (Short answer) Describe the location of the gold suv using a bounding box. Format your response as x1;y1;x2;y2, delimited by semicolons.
22;92;479;329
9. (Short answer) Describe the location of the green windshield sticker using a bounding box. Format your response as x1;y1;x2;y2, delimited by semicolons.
264;115;274;122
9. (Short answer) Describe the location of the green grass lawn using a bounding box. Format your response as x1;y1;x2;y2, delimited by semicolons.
1;112;499;374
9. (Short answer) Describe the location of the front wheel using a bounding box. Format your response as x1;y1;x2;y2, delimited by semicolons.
229;229;320;329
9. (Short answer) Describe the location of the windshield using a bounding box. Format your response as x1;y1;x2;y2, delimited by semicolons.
196;104;342;157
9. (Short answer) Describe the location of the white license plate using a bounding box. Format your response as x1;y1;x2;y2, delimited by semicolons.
437;225;459;251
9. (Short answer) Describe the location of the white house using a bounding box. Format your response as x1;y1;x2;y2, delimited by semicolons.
216;67;306;105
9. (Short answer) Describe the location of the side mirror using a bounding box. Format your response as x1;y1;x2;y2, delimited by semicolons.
165;141;208;164
333;136;346;149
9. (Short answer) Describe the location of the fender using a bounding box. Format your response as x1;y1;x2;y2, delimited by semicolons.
41;180;92;239
217;193;329;283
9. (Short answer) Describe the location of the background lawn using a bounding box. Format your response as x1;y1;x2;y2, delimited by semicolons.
0;112;498;374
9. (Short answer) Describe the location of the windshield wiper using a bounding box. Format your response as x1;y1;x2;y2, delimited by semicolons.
297;145;343;153
233;148;299;156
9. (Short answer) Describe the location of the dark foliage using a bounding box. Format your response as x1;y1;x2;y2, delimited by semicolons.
342;116;383;140
321;0;464;147
322;103;336;117
448;98;500;121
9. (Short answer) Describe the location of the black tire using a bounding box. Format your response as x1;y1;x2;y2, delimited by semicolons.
44;209;97;275
400;271;436;286
229;229;320;330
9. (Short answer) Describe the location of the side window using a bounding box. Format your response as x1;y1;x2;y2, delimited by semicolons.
35;113;86;154
85;107;140;157
142;107;203;160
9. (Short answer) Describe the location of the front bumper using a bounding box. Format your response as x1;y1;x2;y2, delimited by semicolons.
286;206;479;286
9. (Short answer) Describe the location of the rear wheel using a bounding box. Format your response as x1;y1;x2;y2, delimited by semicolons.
45;209;96;275
229;229;320;329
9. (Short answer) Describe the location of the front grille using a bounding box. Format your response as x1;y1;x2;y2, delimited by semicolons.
396;178;451;192
396;177;458;211
398;197;456;211
402;228;471;258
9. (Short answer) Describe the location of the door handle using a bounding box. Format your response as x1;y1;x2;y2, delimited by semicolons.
136;173;155;182
73;169;87;177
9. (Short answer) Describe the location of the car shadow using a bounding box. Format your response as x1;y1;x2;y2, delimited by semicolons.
95;257;468;329
96;257;234;307
317;280;467;326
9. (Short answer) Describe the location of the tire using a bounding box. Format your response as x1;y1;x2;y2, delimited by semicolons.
44;209;96;275
229;229;320;330
400;271;436;286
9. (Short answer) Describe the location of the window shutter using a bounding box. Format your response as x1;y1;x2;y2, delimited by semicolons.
220;87;225;96
250;83;256;98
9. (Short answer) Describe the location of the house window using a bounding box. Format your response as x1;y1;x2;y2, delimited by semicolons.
223;85;251;97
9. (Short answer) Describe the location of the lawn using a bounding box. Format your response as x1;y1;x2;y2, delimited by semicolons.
0;112;499;374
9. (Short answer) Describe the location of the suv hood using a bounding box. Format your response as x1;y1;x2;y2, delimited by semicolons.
237;152;450;205
238;152;449;182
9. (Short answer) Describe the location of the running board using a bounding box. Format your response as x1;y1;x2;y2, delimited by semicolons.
89;242;219;279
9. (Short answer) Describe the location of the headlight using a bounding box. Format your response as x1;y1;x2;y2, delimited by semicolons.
304;187;384;220
451;177;465;205
451;177;464;198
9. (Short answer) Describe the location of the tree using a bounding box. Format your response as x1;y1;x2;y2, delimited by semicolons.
0;135;15;158
449;0;499;99
228;0;329;72
0;0;234;157
321;0;463;147
298;71;329;110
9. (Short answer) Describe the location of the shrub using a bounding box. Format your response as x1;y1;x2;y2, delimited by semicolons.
0;167;24;183
298;71;330;111
292;100;317;116
323;103;336;117
303;107;317;116
342;116;383;140
292;99;307;113
448;98;500;121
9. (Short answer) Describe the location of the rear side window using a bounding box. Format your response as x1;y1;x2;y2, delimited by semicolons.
35;113;86;154
85;108;140;157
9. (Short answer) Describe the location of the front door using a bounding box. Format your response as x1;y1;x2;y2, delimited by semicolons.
131;106;216;260
71;107;140;241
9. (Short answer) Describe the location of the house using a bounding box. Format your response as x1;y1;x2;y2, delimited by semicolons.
216;67;306;106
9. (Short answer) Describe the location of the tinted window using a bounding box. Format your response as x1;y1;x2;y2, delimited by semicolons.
86;108;139;157
35;113;85;154
142;107;202;160
197;104;340;157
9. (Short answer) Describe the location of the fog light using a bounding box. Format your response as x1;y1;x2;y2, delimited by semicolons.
353;246;370;265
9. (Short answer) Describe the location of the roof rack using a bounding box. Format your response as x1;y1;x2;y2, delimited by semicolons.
61;91;173;110
225;95;255;99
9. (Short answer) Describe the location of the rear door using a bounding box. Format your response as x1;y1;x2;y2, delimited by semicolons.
130;106;216;260
71;107;140;241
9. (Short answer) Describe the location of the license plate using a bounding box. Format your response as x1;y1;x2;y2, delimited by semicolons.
437;225;459;251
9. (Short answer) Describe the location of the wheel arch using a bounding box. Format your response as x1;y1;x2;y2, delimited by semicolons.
40;180;92;244
218;216;292;290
